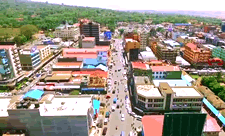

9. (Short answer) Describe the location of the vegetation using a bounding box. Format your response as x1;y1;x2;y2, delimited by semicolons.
0;1;222;33
70;90;80;95
201;72;225;101
15;77;29;90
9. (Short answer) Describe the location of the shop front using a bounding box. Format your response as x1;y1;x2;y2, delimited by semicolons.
81;88;106;94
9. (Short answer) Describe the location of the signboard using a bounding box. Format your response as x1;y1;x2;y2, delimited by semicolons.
104;31;112;40
31;46;37;53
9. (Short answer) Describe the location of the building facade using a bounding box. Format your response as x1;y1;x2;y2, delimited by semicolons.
156;44;178;62
0;95;94;136
125;39;140;52
0;44;22;81
151;66;182;79
183;43;211;64
140;31;149;51
135;82;203;114
212;46;225;61
82;37;95;48
19;46;41;71
79;20;100;45
37;45;51;61
54;22;80;41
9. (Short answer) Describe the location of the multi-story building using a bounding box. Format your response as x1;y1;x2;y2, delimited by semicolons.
79;19;100;45
140;31;149;51
19;46;41;71
212;46;225;61
0;93;94;136
54;22;80;41
151;66;181;79
0;44;22;81
36;45;51;61
125;39;140;52
134;82;203;114
183;43;211;64
82;37;95;48
156;44;178;62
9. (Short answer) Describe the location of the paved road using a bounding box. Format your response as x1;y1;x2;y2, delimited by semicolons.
105;39;141;136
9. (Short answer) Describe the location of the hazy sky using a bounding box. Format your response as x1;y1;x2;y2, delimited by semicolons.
32;0;224;11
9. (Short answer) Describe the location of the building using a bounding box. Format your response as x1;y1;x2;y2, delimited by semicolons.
202;44;216;51
19;46;41;71
52;62;83;71
151;66;181;79
82;37;95;48
134;82;203;113
208;58;223;66
79;19;100;45
139;51;157;61
221;19;225;32
175;56;191;67
142;113;212;136
156;44;178;62
140;31;149;51
163;40;181;50
0;93;94;136
131;62;151;77
0;43;22;81
125;39;140;52
183;43;211;64
204;25;217;33
54;22;80;41
212;46;225;61
36;45;51;61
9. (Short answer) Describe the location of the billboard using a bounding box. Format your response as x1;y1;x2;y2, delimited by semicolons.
163;112;207;136
104;31;112;40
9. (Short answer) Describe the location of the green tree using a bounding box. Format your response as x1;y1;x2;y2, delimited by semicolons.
20;25;38;39
150;28;156;37
118;29;124;35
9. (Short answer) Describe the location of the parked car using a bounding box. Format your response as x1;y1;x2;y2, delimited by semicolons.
102;127;108;135
104;118;109;125
111;106;115;111
121;114;125;121
117;104;120;109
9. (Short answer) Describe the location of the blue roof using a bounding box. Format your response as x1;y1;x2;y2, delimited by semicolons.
203;98;225;125
175;23;191;26
93;99;100;115
23;89;44;100
83;58;107;66
83;65;96;68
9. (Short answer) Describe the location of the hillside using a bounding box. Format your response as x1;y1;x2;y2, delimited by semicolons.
0;0;222;32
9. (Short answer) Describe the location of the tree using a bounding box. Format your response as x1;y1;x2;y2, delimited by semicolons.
20;25;38;39
13;35;27;46
118;29;124;35
150;28;156;37
216;71;222;82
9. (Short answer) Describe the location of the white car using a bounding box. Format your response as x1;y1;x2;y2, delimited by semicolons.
121;114;125;121
111;106;115;111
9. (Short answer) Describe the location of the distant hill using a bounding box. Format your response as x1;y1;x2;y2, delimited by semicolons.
122;10;225;19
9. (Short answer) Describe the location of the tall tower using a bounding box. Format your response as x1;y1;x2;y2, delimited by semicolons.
221;19;225;32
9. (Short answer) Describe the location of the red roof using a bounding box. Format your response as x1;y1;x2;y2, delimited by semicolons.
73;23;80;27
0;45;15;49
151;66;180;72
186;43;200;52
204;115;221;132
142;115;164;136
72;70;107;78
55;62;82;67
52;71;72;75
132;62;148;70
36;45;47;49
83;37;95;42
63;53;97;58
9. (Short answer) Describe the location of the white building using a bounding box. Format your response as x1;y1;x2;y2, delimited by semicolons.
140;31;149;51
54;23;80;41
82;37;96;48
0;95;94;136
139;51;157;61
176;56;191;67
135;82;203;113
0;44;23;81
37;45;51;61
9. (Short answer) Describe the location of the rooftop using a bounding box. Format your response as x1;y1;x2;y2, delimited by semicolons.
45;75;71;81
125;39;138;42
36;45;48;50
204;115;221;132
142;115;164;136
53;62;82;68
151;66;180;72
159;82;173;94
0;45;15;49
82;37;95;42
0;98;11;117
172;88;202;97
137;85;162;97
153;79;190;87
72;70;107;78
134;76;151;85
63;52;98;58
132;62;150;70
39;96;92;116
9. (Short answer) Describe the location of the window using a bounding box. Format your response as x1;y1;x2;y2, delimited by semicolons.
160;72;162;74
156;76;158;78
154;99;163;102
156;72;158;74
148;99;152;102
138;95;146;102
154;104;163;107
138;101;145;107
148;104;152;107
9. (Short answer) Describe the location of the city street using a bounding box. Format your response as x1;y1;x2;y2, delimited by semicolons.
105;39;142;136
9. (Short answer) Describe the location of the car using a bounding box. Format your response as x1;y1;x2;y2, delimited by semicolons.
114;81;117;84
121;114;125;121
112;90;115;94
111;106;115;111
104;118;109;125
117;105;120;109
102;127;108;135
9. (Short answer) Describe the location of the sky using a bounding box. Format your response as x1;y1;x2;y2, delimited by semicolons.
32;0;225;11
